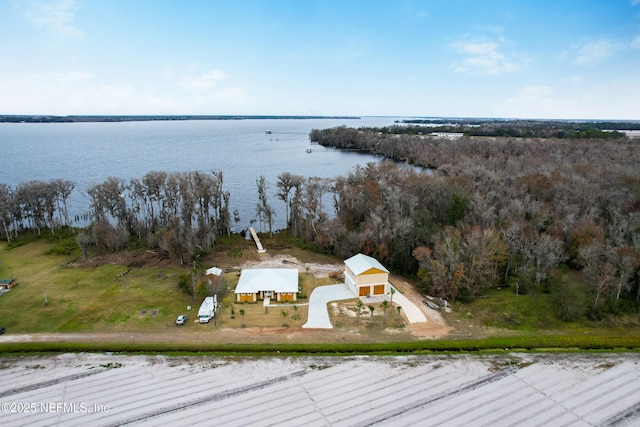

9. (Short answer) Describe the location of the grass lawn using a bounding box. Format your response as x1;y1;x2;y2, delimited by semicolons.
2;238;640;349
0;241;190;333
212;272;311;329
454;286;567;331
0;240;344;335
446;279;640;339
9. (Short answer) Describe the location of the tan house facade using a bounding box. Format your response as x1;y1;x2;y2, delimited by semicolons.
344;254;389;297
234;268;298;303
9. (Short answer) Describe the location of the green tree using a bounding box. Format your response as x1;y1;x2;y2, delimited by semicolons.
380;300;389;322
551;280;586;322
356;300;364;323
447;192;468;226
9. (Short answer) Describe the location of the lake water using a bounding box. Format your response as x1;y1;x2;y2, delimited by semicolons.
0;117;403;230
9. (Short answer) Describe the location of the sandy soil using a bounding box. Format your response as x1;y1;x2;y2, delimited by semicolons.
234;253;344;278
1;352;639;426
389;273;452;338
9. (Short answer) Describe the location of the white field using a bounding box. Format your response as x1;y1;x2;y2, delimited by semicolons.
1;353;639;426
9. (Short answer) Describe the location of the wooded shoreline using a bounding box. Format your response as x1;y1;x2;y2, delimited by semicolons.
2;121;639;327
0;115;361;123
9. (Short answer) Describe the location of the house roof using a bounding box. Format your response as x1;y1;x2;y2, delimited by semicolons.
0;279;15;285
206;267;222;276
234;268;298;294
344;253;389;275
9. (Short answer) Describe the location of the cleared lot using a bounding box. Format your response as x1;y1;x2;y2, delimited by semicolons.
1;353;639;426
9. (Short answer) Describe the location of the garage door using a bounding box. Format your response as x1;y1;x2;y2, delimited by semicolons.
359;286;369;297
373;284;385;295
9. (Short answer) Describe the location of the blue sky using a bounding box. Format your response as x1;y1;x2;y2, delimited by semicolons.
2;0;640;119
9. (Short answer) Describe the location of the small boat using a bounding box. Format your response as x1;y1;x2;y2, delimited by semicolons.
423;299;440;310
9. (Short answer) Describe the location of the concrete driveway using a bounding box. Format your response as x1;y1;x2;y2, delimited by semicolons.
302;284;355;329
391;286;427;323
302;283;428;329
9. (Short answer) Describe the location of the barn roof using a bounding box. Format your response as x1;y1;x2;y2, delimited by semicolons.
234;268;298;294
344;253;389;275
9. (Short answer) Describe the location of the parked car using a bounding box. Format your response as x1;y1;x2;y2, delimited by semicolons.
175;315;187;325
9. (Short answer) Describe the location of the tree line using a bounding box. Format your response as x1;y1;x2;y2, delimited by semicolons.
367;123;627;140
0;179;75;239
395;118;638;138
307;126;640;317
2;126;639;320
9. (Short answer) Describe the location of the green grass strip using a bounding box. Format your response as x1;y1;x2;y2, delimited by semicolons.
2;335;639;356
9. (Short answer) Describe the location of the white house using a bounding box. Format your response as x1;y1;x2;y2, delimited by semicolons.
234;268;298;303
344;253;390;297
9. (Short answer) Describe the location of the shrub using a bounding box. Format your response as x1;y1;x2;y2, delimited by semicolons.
551;281;586;322
45;237;79;255
177;274;192;295
457;287;475;303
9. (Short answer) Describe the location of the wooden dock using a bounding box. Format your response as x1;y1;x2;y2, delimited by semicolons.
249;227;266;253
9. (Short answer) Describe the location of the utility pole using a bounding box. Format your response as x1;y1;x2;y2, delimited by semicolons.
514;283;519;324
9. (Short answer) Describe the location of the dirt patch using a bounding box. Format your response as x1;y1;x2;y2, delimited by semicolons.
236;253;343;278
389;274;452;339
66;250;175;269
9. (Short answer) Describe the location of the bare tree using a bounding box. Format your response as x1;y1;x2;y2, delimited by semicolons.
521;232;566;297
0;184;13;242
53;179;75;227
611;247;640;301
276;172;300;227
256;176;275;236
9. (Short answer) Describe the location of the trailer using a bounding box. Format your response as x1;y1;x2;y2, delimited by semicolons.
198;295;218;323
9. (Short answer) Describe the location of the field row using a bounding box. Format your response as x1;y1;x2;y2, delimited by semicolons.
1;353;639;426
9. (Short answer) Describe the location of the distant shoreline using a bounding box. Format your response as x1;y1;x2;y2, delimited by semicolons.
0;115;362;123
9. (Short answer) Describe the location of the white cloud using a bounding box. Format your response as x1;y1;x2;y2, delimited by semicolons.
505;85;554;107
0;65;249;115
15;0;84;39
573;39;625;66
475;25;504;34
211;86;247;101
449;38;522;75
179;70;228;90
498;81;640;120
0;72;74;113
566;75;584;85
499;85;586;119
631;35;640;49
177;69;246;103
